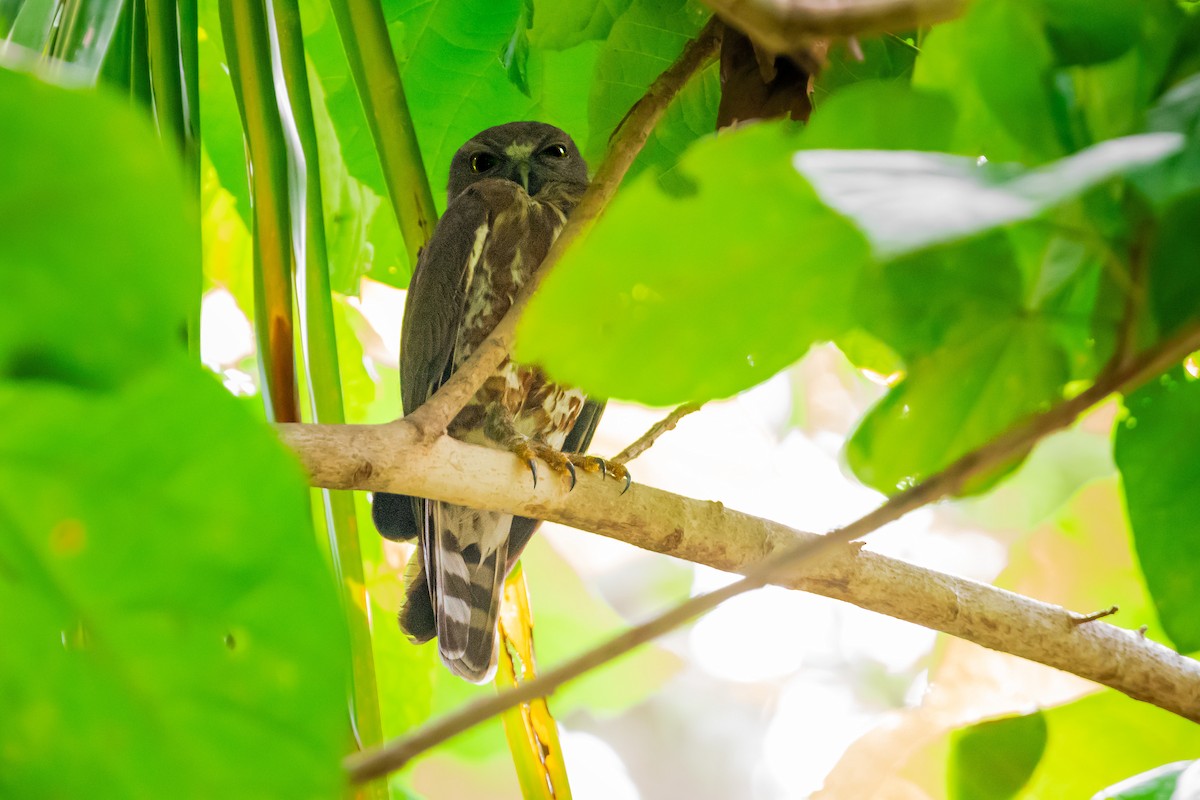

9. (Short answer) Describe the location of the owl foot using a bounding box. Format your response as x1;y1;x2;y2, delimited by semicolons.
566;455;632;495
485;403;631;493
507;439;580;490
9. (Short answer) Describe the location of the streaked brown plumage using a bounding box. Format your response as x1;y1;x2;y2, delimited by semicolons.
371;122;605;682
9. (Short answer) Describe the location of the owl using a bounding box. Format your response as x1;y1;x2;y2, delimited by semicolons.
371;122;619;682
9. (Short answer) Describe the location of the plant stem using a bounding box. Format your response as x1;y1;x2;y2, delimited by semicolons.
219;0;299;423
326;0;438;269
268;3;387;796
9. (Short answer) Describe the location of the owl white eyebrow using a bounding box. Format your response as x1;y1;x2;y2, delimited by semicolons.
502;142;534;159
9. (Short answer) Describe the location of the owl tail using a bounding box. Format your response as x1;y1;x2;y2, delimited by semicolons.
397;502;511;683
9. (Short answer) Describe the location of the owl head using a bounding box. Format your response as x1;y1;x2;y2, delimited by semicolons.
447;122;588;200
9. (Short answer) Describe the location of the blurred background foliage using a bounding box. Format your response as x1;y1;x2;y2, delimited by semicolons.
3;0;1200;798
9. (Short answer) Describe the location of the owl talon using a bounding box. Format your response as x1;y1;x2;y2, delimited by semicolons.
526;458;538;488
621;472;632;495
565;461;577;490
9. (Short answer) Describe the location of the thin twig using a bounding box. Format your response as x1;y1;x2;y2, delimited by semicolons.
1109;224;1151;375
1071;606;1119;625
335;319;1200;784
701;0;965;53
401;18;724;441
611;403;703;466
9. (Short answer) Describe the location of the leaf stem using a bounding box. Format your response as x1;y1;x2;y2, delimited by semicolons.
267;1;387;792
326;0;438;269
219;0;299;423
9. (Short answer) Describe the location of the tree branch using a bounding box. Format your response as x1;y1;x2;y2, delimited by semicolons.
611;403;703;466
277;319;1200;783
401;18;723;440
701;0;965;54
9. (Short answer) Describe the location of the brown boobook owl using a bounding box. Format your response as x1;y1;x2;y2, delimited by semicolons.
371;122;619;682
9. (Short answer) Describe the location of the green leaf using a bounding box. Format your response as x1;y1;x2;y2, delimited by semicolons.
913;0;1066;163
1038;0;1143;66
0;365;348;799
1114;368;1200;652
812;34;919;104
585;0;708;164
1020;692;1200;798
1059;0;1178;145
388;0;527;200
847;316;1068;494
949;711;1047;800
804;81;958;152
1132;73;1200;208
0;69;195;388
0;70;347;798
624;60;720;192
1091;762;1192;800
794;133;1182;259
1146;193;1200;335
516;122;872;405
528;0;634;50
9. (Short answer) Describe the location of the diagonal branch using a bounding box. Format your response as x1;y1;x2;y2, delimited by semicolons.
611;402;703;466
402;17;723;440
277;318;1200;783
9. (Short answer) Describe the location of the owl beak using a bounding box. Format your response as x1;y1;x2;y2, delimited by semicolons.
515;161;531;193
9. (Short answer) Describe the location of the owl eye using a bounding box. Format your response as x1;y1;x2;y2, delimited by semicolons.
470;153;497;173
542;144;568;158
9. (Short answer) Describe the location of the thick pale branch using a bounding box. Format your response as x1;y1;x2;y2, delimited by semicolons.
402;18;723;440
279;321;1200;782
701;0;964;53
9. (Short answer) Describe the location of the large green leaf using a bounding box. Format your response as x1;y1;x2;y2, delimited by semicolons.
913;0;1066;163
812;34;919;104
803;81;958;153
528;0;634;50
624;60;720;192
949;711;1047;800
1114;368;1200;652
516;121;872;405
1020;693;1200;798
0;69;347;798
0;366;348;799
388;0;527;199
1132;74;1200;209
1038;0;1144;67
847;317;1069;494
1146;192;1200;335
585;0;708;164
301;3;390;201
1060;0;1178;146
0;69;194;388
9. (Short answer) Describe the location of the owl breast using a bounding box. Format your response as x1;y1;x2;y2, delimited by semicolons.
448;180;585;448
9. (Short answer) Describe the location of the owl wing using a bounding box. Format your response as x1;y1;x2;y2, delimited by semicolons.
371;191;490;660
370;191;489;544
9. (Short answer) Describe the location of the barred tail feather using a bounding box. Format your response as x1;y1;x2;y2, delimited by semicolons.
432;503;512;684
